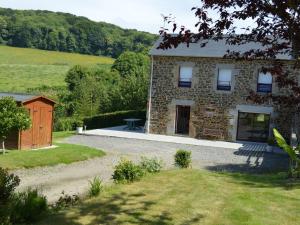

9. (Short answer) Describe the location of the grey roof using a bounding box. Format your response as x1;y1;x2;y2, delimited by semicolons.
0;92;39;102
150;38;292;60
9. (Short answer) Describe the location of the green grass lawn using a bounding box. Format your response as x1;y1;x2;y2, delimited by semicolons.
53;131;76;141
0;45;114;92
37;170;300;225
0;143;105;170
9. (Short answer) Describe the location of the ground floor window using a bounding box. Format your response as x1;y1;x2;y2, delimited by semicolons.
237;112;270;142
175;105;190;135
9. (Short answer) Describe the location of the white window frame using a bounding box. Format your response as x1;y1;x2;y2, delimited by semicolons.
217;68;232;91
178;66;193;88
257;72;272;93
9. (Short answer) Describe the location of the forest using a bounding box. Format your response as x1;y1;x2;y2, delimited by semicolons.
54;51;150;131
0;7;156;130
0;7;157;58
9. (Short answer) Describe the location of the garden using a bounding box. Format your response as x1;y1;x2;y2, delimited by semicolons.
1;150;299;225
0;142;105;170
0;126;105;170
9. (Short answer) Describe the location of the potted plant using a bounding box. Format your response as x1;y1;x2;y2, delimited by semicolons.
75;120;84;134
266;137;276;152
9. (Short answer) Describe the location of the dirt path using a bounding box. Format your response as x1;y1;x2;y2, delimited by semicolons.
14;135;288;202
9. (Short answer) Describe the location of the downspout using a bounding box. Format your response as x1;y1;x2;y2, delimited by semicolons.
146;55;154;134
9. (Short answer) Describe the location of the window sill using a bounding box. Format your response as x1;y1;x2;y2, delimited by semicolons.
215;89;233;94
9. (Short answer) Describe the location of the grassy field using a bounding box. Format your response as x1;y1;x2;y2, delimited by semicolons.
0;45;114;92
37;169;300;225
0;143;104;170
52;131;76;141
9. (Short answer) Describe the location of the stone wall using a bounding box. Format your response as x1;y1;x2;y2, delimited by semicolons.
148;56;298;141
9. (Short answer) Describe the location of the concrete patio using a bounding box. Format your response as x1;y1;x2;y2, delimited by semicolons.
81;126;285;154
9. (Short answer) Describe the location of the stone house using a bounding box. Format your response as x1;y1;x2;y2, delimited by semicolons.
146;38;298;143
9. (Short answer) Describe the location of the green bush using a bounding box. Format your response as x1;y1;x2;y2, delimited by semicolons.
140;157;163;173
11;189;48;223
174;150;192;168
0;168;20;225
83;110;146;129
88;177;103;197
112;159;145;183
54;117;83;131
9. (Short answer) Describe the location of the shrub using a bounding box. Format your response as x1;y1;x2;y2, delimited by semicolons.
0;168;20;224
112;159;145;183
11;189;47;223
83;110;146;129
174;150;192;168
88;177;103;197
54;117;76;131
140;157;163;173
74;119;84;127
51;191;80;211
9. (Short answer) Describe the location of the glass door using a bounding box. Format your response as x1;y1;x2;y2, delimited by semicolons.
237;112;270;142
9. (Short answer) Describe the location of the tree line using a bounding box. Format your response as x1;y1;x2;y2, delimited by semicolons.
55;51;150;122
0;8;157;58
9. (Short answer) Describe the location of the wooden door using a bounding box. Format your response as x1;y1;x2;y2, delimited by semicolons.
39;107;52;147
20;106;34;149
175;106;190;135
32;106;40;149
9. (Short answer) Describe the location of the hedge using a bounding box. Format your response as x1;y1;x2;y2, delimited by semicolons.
54;117;80;132
83;110;146;130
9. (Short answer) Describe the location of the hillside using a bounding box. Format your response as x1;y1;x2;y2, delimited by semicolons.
0;45;114;92
0;8;157;58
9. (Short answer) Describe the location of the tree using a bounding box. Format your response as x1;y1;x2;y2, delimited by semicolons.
118;73;149;111
72;76;105;117
0;16;7;43
111;51;150;78
0;97;31;154
110;51;150;111
159;0;300;140
62;66;123;117
65;65;90;92
66;34;76;52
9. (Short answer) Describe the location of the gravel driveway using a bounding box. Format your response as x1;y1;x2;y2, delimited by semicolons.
14;135;288;202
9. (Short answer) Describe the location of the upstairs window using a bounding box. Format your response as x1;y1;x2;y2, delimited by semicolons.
257;72;272;93
217;69;232;91
179;66;193;88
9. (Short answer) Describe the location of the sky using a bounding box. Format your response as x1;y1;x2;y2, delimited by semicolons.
0;0;203;34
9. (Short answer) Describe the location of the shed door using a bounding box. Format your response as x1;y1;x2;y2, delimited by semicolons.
39;107;52;147
32;107;40;148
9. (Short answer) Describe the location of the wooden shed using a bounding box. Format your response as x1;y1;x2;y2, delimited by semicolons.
0;93;55;150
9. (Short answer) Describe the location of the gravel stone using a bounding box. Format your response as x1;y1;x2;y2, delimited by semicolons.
14;135;288;202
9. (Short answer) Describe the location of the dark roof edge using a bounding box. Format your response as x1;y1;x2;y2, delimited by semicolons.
22;96;56;104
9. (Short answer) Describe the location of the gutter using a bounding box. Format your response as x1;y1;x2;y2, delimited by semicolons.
146;55;154;133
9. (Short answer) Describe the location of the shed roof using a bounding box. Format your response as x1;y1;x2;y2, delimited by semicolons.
150;38;292;60
0;92;55;104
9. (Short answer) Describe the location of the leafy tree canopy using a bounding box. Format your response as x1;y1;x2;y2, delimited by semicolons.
112;51;150;78
0;7;157;58
60;52;150;118
159;0;300;107
0;97;31;153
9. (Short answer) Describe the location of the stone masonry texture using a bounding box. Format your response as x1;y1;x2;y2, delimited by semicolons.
148;56;299;142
